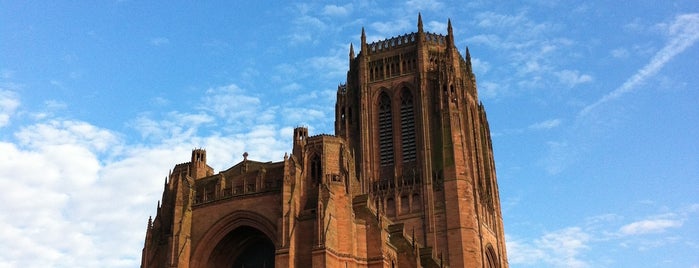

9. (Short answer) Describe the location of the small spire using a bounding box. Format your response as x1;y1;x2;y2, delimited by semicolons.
361;27;366;45
417;13;424;32
447;18;455;48
447;18;453;35
466;46;472;70
349;43;355;61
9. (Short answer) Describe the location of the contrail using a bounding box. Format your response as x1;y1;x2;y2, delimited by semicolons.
579;13;699;117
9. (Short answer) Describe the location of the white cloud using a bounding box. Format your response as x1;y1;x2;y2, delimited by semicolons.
506;237;546;265
281;82;302;92
580;13;699;116
0;89;20;127
200;84;262;125
468;11;583;94
529;119;562;130
133;111;214;141
15;120;120;152
294;15;326;31
305;54;347;79
467;34;502;48
281;107;326;126
405;0;444;12
471;57;490;75
476;12;528;29
0;121;147;267
478;81;502;99
426;20;447;33
538;227;591;268
508;206;698;267
540;141;570;175
322;4;352;17
371;19;411;36
0;101;298;267
556;70;593;88
508;227;591;268
619;219;683;236
288;32;312;44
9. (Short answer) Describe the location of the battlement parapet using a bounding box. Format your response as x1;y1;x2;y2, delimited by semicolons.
365;32;447;55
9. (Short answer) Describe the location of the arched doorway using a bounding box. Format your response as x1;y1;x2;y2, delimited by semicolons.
207;225;276;268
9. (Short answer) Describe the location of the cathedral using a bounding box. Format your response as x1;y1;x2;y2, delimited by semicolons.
141;15;508;268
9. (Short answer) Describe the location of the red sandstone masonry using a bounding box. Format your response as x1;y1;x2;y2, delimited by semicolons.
141;15;508;268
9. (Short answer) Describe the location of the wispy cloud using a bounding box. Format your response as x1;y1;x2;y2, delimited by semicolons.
508;227;591;268
200;84;263;126
580;13;699;117
322;4;352;17
426;20;447;33
0;89;20;127
619;219;683;236
370;19;411;37
508;204;698;266
529;119;562;130
556;70;593;88
405;0;445;12
540;141;570;175
133;111;214;141
467;11;583;96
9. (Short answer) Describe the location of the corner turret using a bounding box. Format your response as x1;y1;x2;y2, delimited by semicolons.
293;127;308;161
190;149;209;179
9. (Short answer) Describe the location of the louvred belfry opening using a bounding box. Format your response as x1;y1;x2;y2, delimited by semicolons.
400;89;416;163
378;92;394;166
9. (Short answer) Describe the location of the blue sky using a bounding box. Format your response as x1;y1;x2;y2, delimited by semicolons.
1;1;698;267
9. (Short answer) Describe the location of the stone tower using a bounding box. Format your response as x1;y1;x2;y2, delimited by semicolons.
335;15;507;268
141;15;508;268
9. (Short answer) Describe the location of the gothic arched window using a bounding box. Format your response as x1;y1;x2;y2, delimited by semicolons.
400;89;416;163
378;93;394;166
485;245;499;268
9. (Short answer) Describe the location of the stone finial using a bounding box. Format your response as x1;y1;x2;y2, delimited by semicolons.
243;152;249;161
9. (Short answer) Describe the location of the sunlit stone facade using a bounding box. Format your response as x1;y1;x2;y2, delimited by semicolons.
141;15;508;268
